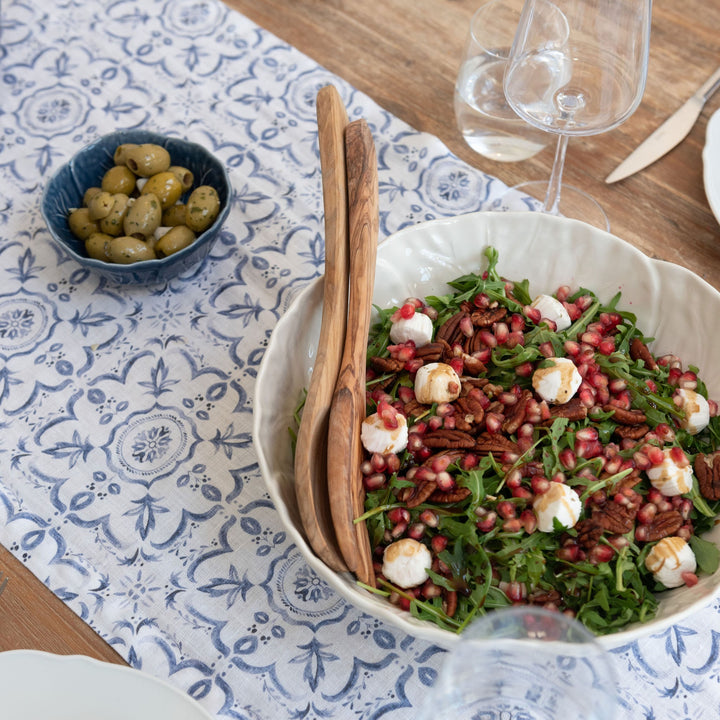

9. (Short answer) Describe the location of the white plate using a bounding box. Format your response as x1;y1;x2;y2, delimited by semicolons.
0;650;213;720
703;108;720;223
254;211;720;649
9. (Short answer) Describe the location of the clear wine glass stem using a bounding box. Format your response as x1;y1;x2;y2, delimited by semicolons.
544;134;569;215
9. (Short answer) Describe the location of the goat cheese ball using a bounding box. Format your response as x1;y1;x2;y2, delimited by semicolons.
361;412;408;455
382;538;432;588
531;294;572;331
389;311;434;347
533;481;582;532
674;388;710;435
414;362;461;404
645;536;697;588
531;357;582;404
646;448;693;496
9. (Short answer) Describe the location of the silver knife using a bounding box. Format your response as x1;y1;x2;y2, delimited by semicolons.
606;64;720;183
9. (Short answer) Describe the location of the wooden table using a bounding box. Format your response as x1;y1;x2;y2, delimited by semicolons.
2;0;719;664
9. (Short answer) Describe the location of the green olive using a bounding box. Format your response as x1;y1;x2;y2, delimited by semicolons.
125;143;171;177
185;185;220;233
141;172;183;209
99;194;130;236
85;232;113;261
168;165;194;190
106;236;157;264
123;193;162;238
83;186;103;207
113;143;138;166
87;191;114;221
161;203;187;227
68;208;100;240
155;226;196;258
102;165;137;195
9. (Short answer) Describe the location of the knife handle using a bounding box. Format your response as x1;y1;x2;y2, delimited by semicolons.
699;65;720;102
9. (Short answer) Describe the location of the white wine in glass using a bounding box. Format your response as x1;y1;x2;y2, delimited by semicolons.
503;0;652;229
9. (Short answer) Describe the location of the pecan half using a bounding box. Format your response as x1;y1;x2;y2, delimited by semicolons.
454;392;486;427
370;356;405;374
645;510;683;541
415;342;444;363
629;338;658;371
603;405;647;425
593;501;637;534
429;487;472;504
403;398;426;420
398;480;437;508
423;429;476;449
613;424;650;440
475;432;520;456
694;452;720;501
436;311;467;346
471;306;508;327
502;389;532;435
443;589;458;618
546;397;587;422
575;519;604;549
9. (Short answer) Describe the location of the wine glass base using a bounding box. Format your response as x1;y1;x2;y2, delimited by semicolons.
495;180;611;232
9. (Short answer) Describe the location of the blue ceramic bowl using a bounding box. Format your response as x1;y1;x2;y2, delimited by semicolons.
41;129;231;285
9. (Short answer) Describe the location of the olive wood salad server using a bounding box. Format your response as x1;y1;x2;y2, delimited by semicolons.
293;85;351;573
327;119;379;586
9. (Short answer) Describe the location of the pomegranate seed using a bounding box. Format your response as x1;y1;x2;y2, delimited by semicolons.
709;399;719;416
503;581;527;602
388;507;410;525
502;518;523;533
459;315;474;337
636;503;657;524
479;329;497;348
682;571;699;587
399;302;416;319
461;453;479;470
474;292;490;308
370;453;387;472
575;427;599;442
581;331;602;347
497;501;517;519
377;400;400;429
669;446;689;467
510;314;526;332
419;510;439;527
564;340;581;356
668;367;682;386
559;448;577;470
678;524;693;541
563;302;582;321
511;486;533;499
431;535;448;554
679;371;698;390
414;466;437;483
520;509;537;533
557;545;581;562
531;476;550;495
422;305;438;321
363;473;387;490
608;534;630;550
515;361;534;377
476;512;497;532
391;521;408;538
524;305;542;324
589;544;615;564
428;415;443;431
556;285;571;302
449;357;464;376
408;523;426;540
421;580;443;599
538;341;554;358
485;413;503;433
435;471;456;492
598;338;615;355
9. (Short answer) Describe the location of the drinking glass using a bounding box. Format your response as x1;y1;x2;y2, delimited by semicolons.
417;606;618;720
502;0;652;229
454;0;548;162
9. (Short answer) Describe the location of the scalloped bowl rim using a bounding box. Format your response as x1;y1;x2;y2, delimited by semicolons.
40;129;231;278
254;211;720;649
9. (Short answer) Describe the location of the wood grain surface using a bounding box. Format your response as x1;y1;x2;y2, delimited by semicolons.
3;0;720;664
224;0;720;290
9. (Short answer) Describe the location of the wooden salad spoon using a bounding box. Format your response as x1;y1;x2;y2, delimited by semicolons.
327;118;379;586
293;85;350;573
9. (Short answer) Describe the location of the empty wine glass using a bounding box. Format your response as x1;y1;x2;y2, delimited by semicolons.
502;0;652;229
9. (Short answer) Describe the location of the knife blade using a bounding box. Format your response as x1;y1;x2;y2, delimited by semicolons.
606;64;720;184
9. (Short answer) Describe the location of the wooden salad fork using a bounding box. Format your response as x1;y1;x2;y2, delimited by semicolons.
294;85;352;573
326;118;378;586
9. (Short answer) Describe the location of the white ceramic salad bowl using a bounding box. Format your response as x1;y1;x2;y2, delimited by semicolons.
253;211;720;648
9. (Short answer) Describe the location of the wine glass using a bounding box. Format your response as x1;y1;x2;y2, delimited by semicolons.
502;0;652;230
